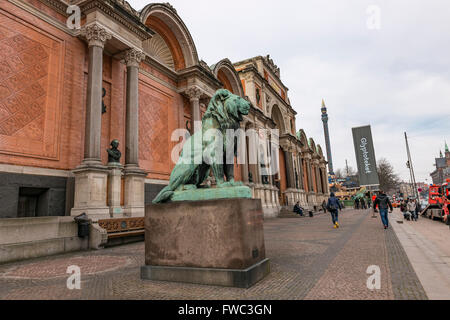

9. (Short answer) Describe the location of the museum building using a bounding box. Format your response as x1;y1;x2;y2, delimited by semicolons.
0;0;329;263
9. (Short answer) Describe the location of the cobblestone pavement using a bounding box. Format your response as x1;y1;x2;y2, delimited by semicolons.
0;209;428;300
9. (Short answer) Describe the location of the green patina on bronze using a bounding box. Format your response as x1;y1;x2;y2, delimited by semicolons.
153;89;252;204
171;186;252;202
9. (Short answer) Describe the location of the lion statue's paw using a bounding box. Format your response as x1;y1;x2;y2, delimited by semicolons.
176;184;198;192
216;182;233;188
216;181;244;188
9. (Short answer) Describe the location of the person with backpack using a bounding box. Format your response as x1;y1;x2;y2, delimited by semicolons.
327;192;343;229
373;190;394;229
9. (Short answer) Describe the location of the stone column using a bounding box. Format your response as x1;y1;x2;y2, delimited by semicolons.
123;48;147;218
82;25;111;164
241;123;250;183
284;150;295;189
71;24;112;219
307;160;313;192
311;165;317;193
186;86;202;134
316;165;322;193
297;156;304;190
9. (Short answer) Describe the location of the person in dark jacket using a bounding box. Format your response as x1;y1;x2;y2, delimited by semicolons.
354;197;360;209
327;192;343;229
373;191;393;229
360;197;366;209
293;202;304;216
367;196;372;209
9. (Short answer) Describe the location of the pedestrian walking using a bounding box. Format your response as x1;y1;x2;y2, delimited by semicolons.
415;200;421;219
293;201;304;216
355;197;360;210
400;200;409;220
327;192;343;229
360;197;366;210
373;190;393;229
407;198;418;221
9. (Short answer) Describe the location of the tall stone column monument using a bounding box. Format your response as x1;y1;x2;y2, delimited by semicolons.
321;99;335;175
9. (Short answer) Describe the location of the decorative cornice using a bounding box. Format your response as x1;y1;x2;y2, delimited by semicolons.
124;48;146;67
113;0;140;17
199;60;214;75
177;65;223;91
80;24;112;48
142;55;178;82
38;0;69;16
78;0;154;40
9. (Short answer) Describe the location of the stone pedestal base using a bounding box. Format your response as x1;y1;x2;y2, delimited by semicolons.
71;165;109;220
141;198;270;288
108;163;124;216
123;166;146;217
141;259;270;289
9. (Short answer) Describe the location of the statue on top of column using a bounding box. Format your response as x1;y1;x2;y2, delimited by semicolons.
107;140;122;164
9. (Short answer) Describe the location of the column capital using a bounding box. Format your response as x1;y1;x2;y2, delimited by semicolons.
124;48;146;68
80;24;112;48
186;86;203;101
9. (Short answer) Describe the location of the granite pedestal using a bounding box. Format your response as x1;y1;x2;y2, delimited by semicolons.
141;198;270;288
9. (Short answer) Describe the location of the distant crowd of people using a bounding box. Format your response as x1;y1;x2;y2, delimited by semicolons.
292;190;424;231
353;196;372;210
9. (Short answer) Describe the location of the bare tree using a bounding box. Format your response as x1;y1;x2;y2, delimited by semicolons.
346;166;357;177
377;158;401;193
334;168;344;179
335;166;357;179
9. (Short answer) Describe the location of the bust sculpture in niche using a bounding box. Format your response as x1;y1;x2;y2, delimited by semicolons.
107;139;121;164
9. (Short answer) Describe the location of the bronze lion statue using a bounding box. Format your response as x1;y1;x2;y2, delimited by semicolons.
153;89;251;204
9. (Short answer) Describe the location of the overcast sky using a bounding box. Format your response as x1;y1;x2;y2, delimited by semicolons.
129;0;450;183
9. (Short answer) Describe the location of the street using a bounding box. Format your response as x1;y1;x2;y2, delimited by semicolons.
1;208;447;300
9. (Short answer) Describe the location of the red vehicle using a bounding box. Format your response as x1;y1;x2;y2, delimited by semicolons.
423;179;450;221
429;185;444;206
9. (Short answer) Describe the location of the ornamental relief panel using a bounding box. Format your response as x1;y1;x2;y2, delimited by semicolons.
139;81;171;176
0;12;63;160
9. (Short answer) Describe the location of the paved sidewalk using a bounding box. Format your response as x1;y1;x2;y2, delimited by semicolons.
391;210;450;300
0;209;427;300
